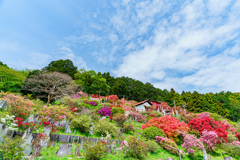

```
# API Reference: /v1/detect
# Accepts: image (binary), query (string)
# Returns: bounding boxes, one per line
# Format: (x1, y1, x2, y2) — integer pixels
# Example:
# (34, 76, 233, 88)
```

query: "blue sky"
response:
(1, 0, 240, 93)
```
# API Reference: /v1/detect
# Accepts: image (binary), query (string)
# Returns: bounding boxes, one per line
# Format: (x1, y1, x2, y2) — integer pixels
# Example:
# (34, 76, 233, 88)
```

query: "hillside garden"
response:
(0, 91, 240, 160)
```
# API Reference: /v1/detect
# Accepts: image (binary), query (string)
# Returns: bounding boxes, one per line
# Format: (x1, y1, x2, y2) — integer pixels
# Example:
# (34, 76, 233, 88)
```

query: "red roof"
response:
(135, 99, 152, 106)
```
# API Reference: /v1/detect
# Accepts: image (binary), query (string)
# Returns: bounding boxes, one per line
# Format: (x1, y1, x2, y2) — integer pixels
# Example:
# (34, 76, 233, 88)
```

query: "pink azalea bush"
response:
(200, 130, 218, 151)
(129, 111, 146, 122)
(198, 112, 210, 119)
(180, 132, 204, 156)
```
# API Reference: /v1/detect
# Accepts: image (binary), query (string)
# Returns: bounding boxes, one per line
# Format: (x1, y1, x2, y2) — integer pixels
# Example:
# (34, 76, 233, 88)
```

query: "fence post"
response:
(178, 149, 182, 160)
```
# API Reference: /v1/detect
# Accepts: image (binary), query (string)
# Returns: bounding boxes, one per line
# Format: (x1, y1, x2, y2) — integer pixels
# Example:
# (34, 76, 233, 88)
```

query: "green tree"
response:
(75, 69, 110, 95)
(44, 59, 77, 79)
(0, 66, 28, 92)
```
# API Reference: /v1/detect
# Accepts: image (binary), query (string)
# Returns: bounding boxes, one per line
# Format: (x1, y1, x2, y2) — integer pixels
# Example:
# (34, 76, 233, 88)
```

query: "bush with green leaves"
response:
(113, 113, 127, 128)
(83, 138, 107, 160)
(94, 120, 117, 138)
(144, 140, 160, 153)
(123, 124, 134, 134)
(0, 135, 26, 160)
(95, 103, 111, 111)
(122, 136, 148, 159)
(111, 107, 125, 115)
(209, 113, 223, 121)
(220, 143, 240, 158)
(90, 112, 100, 121)
(148, 111, 163, 117)
(142, 126, 165, 139)
(228, 133, 238, 143)
(70, 115, 91, 133)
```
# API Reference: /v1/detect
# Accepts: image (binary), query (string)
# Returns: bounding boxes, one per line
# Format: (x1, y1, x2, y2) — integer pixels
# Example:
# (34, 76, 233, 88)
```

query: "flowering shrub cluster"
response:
(98, 106, 112, 116)
(198, 112, 210, 119)
(180, 132, 204, 156)
(0, 115, 18, 130)
(188, 117, 229, 142)
(106, 95, 118, 103)
(123, 124, 134, 134)
(43, 121, 52, 127)
(182, 113, 198, 123)
(156, 136, 179, 154)
(113, 113, 128, 127)
(71, 94, 80, 99)
(200, 130, 218, 151)
(143, 115, 189, 140)
(119, 137, 148, 159)
(129, 111, 146, 122)
(39, 105, 72, 122)
(1, 92, 34, 119)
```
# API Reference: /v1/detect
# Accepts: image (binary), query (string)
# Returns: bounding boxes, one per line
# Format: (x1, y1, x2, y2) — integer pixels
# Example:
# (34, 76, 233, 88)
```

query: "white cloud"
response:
(55, 47, 88, 69)
(113, 0, 240, 93)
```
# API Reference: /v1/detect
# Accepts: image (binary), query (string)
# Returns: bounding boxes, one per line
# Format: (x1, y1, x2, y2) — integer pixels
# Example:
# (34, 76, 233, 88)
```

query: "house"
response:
(135, 99, 161, 112)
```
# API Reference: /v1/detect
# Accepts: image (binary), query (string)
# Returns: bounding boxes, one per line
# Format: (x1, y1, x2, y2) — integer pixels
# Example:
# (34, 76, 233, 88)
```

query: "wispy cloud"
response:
(112, 0, 240, 93)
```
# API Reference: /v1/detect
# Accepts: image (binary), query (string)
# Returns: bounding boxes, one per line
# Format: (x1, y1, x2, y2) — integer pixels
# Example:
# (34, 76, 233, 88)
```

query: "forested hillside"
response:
(0, 59, 239, 122)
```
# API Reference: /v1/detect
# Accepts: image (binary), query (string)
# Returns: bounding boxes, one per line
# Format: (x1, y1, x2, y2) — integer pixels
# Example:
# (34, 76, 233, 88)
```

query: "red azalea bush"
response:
(235, 132, 240, 140)
(142, 115, 189, 141)
(106, 95, 118, 103)
(15, 117, 24, 127)
(1, 92, 34, 119)
(188, 117, 229, 142)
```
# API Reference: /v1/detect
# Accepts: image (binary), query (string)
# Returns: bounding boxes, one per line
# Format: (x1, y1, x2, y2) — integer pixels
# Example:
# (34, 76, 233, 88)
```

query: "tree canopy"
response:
(44, 59, 77, 79)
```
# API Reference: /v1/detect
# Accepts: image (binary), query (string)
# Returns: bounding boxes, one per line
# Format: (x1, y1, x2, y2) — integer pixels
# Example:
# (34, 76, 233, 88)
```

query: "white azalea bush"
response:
(0, 115, 18, 130)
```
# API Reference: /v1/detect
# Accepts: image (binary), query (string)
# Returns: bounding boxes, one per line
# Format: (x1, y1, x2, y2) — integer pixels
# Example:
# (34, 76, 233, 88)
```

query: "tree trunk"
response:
(47, 94, 52, 106)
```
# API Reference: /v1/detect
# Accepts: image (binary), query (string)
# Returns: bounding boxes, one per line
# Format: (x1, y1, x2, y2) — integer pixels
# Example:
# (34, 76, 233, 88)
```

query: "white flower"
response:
(10, 123, 18, 127)
(1, 118, 6, 123)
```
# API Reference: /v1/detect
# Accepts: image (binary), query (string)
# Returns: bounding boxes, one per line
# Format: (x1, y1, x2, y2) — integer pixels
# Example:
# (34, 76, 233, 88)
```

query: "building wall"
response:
(136, 102, 151, 111)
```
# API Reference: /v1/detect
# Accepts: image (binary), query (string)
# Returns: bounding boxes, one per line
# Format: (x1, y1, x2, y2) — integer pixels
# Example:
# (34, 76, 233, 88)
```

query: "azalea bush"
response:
(94, 120, 117, 138)
(142, 126, 165, 139)
(39, 105, 73, 122)
(220, 141, 240, 158)
(113, 113, 128, 127)
(142, 115, 189, 142)
(70, 115, 91, 133)
(106, 95, 118, 103)
(120, 137, 148, 159)
(123, 124, 134, 134)
(188, 117, 229, 142)
(182, 113, 198, 123)
(83, 139, 108, 160)
(180, 132, 204, 157)
(0, 115, 18, 130)
(111, 107, 125, 115)
(98, 106, 112, 116)
(129, 111, 146, 122)
(200, 130, 218, 151)
(0, 92, 34, 119)
(156, 136, 179, 155)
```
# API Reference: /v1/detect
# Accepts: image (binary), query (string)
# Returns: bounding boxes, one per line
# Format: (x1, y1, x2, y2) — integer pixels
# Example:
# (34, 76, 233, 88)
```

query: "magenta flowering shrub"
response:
(89, 101, 97, 106)
(181, 132, 204, 156)
(198, 112, 210, 119)
(200, 130, 218, 151)
(98, 107, 112, 116)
